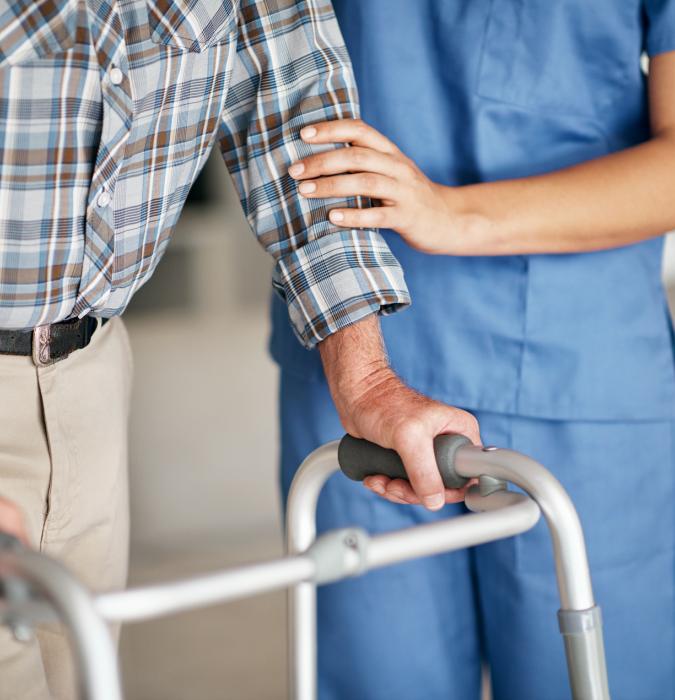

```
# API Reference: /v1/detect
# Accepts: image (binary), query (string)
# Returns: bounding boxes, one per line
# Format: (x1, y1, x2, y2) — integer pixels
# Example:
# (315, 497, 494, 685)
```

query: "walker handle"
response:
(337, 434, 471, 490)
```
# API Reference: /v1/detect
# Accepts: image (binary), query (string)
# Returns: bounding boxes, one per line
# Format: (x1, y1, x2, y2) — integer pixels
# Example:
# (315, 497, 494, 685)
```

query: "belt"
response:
(0, 316, 109, 366)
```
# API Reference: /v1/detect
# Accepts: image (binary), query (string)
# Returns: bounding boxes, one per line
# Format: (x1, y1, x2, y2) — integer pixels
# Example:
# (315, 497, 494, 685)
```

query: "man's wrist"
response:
(317, 314, 391, 431)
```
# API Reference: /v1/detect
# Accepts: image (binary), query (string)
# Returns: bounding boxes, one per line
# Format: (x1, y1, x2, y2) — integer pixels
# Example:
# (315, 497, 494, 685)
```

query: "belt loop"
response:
(32, 325, 52, 367)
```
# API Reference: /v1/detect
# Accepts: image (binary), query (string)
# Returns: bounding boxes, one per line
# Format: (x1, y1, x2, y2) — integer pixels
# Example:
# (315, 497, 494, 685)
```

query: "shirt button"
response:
(97, 190, 112, 208)
(109, 66, 124, 85)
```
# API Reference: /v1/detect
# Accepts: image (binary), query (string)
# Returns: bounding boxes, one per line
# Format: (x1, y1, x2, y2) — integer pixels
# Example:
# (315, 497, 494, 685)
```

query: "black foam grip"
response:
(337, 434, 471, 490)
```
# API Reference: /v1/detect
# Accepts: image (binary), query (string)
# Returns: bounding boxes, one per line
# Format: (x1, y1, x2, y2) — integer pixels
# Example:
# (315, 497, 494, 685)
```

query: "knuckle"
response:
(403, 161, 418, 179)
(367, 207, 384, 225)
(312, 154, 327, 171)
(392, 418, 427, 448)
(462, 412, 480, 436)
(360, 173, 378, 191)
(351, 149, 366, 167)
(298, 157, 315, 175)
(355, 121, 369, 138)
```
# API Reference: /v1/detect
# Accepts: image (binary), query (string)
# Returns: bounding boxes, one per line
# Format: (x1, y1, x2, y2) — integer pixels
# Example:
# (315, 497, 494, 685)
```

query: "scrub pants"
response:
(279, 372, 675, 700)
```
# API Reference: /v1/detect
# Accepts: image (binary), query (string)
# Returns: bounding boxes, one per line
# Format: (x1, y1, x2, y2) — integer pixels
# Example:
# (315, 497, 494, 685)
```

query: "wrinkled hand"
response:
(318, 314, 482, 511)
(289, 119, 454, 254)
(338, 367, 480, 509)
(0, 496, 29, 546)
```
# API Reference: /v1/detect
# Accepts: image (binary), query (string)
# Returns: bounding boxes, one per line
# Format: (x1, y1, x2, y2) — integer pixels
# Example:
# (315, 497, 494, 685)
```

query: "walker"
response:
(0, 435, 610, 699)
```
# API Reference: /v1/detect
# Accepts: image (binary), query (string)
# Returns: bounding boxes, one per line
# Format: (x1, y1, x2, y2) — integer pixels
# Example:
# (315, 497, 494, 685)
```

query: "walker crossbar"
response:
(0, 440, 610, 700)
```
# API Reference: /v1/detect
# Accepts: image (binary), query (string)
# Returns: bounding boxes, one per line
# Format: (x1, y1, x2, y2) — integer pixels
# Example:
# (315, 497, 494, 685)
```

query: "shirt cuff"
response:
(273, 229, 411, 349)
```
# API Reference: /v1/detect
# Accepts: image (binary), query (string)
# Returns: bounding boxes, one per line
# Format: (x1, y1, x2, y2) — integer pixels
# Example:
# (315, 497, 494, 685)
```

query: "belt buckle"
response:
(32, 325, 52, 367)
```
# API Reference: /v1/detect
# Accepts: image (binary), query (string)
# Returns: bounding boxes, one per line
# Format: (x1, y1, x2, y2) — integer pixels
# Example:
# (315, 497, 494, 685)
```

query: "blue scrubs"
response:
(272, 2, 675, 698)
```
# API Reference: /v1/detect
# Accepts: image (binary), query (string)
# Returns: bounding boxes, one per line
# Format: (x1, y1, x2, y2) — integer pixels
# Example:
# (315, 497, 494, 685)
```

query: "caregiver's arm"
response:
(289, 52, 675, 256)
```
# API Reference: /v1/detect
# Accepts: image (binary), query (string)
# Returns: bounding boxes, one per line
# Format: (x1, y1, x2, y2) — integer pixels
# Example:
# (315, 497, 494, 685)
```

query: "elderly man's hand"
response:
(0, 496, 29, 546)
(319, 316, 480, 510)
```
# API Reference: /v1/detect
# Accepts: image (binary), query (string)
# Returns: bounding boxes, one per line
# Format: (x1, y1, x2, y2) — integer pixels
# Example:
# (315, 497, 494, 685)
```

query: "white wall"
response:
(125, 156, 280, 554)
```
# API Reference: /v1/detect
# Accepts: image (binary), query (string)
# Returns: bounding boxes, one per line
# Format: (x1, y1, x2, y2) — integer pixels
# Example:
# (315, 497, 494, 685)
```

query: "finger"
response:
(363, 475, 390, 495)
(300, 119, 400, 155)
(435, 408, 482, 449)
(289, 147, 409, 181)
(384, 479, 421, 504)
(329, 206, 393, 229)
(444, 488, 467, 504)
(380, 493, 411, 505)
(364, 476, 419, 504)
(298, 173, 398, 201)
(393, 423, 446, 511)
(367, 476, 465, 505)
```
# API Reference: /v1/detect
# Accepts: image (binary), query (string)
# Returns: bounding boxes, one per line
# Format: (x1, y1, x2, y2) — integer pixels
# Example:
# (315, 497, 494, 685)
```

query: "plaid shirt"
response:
(0, 0, 409, 348)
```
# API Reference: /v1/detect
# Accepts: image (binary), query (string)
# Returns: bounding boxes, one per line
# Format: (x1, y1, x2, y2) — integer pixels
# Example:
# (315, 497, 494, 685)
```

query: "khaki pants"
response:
(0, 318, 132, 699)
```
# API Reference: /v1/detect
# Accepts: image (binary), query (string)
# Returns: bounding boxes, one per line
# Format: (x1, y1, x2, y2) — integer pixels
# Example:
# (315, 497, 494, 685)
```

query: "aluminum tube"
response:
(286, 441, 341, 700)
(286, 441, 341, 553)
(0, 598, 59, 627)
(367, 490, 540, 570)
(0, 549, 122, 700)
(455, 446, 595, 611)
(564, 628, 610, 700)
(96, 556, 315, 624)
(559, 607, 610, 700)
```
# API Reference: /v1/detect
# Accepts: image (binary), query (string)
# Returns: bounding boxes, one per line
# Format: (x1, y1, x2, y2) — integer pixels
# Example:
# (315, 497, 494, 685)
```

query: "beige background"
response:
(119, 153, 675, 699)
(121, 154, 285, 700)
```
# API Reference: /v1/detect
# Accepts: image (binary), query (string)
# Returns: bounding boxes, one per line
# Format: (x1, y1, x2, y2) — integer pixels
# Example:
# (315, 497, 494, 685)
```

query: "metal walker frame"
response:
(0, 440, 610, 699)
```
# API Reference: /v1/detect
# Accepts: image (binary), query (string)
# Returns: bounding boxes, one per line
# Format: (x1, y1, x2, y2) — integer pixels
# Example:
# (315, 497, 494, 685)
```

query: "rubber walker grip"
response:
(337, 434, 471, 490)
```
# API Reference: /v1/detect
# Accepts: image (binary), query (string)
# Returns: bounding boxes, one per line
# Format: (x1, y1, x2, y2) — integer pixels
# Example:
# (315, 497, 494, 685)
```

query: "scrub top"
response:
(270, 0, 675, 421)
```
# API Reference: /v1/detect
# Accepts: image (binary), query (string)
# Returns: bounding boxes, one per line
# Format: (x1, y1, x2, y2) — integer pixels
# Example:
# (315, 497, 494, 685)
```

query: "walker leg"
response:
(0, 534, 123, 700)
(559, 607, 610, 700)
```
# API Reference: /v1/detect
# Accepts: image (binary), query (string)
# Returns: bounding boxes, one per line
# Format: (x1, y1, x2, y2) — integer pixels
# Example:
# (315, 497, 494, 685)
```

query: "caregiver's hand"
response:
(319, 315, 481, 510)
(0, 496, 29, 545)
(289, 119, 455, 254)
(293, 54, 675, 258)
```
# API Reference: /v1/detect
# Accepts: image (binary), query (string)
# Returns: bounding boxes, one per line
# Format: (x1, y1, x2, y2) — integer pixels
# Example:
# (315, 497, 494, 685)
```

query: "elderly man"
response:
(0, 0, 479, 697)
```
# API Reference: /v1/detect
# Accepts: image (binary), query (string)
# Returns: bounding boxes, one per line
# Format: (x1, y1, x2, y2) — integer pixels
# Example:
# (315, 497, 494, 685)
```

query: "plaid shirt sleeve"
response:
(218, 0, 411, 349)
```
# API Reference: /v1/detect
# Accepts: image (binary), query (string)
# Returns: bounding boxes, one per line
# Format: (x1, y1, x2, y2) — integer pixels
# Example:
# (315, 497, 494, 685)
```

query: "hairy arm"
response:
(219, 0, 479, 508)
(318, 315, 480, 508)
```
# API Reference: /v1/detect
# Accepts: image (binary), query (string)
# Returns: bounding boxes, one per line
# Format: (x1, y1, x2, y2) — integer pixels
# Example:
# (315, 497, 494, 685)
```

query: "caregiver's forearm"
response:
(448, 130, 675, 255)
(448, 52, 675, 256)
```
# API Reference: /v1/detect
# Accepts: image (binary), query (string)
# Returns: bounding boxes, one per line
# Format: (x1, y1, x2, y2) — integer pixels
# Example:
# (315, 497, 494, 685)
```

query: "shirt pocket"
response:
(475, 0, 631, 121)
(0, 0, 78, 68)
(146, 0, 238, 52)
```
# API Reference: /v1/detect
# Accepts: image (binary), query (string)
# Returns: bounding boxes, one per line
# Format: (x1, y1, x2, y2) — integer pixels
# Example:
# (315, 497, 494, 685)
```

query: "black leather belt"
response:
(0, 316, 109, 366)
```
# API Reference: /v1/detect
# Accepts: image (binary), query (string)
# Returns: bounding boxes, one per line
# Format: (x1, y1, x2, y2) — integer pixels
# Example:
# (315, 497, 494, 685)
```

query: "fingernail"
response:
(299, 181, 316, 194)
(371, 483, 385, 495)
(288, 163, 304, 177)
(330, 210, 344, 222)
(423, 494, 444, 511)
(301, 126, 317, 140)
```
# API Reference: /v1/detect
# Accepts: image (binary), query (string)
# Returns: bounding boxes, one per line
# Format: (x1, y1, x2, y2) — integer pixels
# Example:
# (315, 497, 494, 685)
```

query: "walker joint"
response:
(307, 528, 369, 585)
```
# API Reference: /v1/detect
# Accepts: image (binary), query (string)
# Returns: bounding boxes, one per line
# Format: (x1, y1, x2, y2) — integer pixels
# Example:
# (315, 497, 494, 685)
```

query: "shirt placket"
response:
(73, 4, 134, 317)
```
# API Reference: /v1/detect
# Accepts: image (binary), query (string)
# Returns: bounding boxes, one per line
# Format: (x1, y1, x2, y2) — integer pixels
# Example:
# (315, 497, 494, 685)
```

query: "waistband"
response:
(0, 316, 109, 367)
